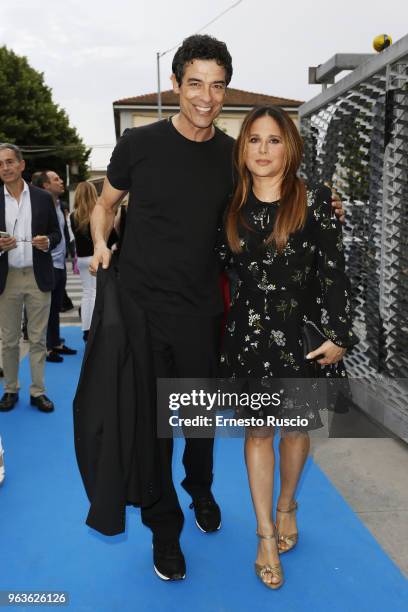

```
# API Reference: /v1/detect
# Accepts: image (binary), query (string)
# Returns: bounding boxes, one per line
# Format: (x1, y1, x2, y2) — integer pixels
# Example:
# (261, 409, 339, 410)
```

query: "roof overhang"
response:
(113, 104, 299, 112)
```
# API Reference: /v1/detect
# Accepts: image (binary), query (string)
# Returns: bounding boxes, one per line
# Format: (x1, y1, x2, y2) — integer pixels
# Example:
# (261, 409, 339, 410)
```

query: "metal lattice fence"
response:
(299, 35, 408, 439)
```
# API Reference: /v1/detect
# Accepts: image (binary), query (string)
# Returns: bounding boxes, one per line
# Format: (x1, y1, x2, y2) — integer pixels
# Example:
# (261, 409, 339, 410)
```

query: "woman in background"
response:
(220, 105, 357, 590)
(70, 182, 117, 341)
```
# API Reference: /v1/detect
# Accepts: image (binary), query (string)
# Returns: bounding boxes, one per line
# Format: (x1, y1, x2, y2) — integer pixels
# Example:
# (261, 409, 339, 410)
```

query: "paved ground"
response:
(60, 263, 82, 327)
(2, 267, 407, 578)
(312, 437, 408, 577)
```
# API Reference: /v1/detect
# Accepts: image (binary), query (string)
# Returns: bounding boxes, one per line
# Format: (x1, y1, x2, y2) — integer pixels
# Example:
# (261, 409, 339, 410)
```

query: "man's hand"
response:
(0, 236, 17, 252)
(306, 340, 346, 366)
(89, 242, 112, 275)
(32, 235, 49, 252)
(89, 177, 127, 275)
(331, 190, 345, 223)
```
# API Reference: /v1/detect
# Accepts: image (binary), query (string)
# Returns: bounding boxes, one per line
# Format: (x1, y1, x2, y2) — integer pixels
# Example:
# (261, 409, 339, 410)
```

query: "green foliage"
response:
(0, 46, 90, 183)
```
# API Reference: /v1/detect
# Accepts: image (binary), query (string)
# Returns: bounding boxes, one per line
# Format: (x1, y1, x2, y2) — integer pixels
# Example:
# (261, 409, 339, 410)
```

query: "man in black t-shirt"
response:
(90, 35, 234, 582)
(89, 35, 344, 581)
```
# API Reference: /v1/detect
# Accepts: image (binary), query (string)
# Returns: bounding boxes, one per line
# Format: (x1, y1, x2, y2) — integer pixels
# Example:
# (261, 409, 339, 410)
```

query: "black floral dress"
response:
(218, 185, 358, 429)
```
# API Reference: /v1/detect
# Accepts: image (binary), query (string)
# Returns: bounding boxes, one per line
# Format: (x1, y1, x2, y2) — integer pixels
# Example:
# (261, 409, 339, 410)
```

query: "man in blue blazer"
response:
(0, 143, 61, 413)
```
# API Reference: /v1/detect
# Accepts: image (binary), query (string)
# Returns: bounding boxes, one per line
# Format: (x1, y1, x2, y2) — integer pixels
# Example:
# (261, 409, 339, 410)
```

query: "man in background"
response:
(34, 171, 76, 362)
(0, 144, 61, 413)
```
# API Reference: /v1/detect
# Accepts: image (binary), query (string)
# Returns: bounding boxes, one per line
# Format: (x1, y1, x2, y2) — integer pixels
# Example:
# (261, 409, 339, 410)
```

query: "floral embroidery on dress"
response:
(269, 330, 286, 347)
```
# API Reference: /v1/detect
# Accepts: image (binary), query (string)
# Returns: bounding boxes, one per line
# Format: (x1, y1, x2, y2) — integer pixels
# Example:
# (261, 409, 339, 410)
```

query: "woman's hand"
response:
(331, 191, 345, 223)
(306, 340, 346, 365)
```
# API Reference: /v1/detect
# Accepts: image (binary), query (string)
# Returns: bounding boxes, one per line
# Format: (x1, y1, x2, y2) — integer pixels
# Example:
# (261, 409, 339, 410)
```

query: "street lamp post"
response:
(156, 1, 243, 119)
(157, 52, 163, 120)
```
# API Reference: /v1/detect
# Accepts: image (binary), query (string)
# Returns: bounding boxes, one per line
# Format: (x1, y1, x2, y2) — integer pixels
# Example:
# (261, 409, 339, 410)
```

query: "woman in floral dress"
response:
(219, 105, 358, 589)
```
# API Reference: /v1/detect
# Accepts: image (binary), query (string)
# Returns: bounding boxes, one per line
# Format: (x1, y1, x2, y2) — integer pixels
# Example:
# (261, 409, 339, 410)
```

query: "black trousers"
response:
(120, 287, 221, 542)
(47, 267, 66, 350)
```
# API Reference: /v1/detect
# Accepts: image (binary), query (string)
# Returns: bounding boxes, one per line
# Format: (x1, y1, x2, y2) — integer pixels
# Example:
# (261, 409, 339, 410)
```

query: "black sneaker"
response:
(46, 351, 63, 363)
(189, 493, 221, 533)
(153, 539, 186, 581)
(54, 345, 77, 355)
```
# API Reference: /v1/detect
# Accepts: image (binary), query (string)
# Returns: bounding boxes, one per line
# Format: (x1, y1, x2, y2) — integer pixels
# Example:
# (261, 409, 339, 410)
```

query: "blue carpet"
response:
(0, 327, 407, 611)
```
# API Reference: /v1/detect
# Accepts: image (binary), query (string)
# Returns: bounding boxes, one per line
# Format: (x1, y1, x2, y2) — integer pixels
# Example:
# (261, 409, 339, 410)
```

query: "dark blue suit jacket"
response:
(0, 184, 62, 294)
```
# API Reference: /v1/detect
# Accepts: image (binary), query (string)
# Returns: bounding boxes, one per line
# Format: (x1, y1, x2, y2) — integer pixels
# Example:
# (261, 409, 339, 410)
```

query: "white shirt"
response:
(51, 200, 66, 270)
(4, 181, 33, 268)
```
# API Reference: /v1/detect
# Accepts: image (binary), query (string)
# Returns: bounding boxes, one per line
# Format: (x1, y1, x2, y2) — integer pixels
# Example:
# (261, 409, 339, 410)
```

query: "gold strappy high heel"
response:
(255, 530, 284, 590)
(276, 500, 298, 554)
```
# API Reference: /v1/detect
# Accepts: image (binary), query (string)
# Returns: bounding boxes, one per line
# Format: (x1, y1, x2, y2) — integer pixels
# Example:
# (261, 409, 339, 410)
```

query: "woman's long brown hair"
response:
(72, 181, 98, 232)
(226, 105, 307, 253)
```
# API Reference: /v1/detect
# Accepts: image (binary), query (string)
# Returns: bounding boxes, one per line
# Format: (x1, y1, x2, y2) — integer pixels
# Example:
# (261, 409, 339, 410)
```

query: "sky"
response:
(1, 0, 407, 169)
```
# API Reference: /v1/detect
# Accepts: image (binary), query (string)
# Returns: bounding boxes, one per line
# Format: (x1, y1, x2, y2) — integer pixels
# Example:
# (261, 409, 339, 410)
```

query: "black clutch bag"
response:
(301, 320, 328, 361)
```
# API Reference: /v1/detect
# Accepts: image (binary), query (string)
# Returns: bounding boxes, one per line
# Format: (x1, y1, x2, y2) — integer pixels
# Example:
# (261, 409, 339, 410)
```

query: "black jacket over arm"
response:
(0, 184, 61, 294)
(73, 263, 161, 536)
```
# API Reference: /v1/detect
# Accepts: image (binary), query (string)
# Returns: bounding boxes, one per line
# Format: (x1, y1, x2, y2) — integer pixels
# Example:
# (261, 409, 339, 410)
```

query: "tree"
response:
(0, 46, 90, 184)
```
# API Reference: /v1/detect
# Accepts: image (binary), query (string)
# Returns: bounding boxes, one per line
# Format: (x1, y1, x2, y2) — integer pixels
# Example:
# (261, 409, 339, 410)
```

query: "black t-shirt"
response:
(107, 118, 234, 315)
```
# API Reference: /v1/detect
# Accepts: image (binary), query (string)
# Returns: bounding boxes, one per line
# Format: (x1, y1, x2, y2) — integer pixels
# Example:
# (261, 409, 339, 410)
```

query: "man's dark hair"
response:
(31, 170, 50, 189)
(30, 171, 42, 186)
(0, 143, 23, 162)
(172, 35, 233, 86)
